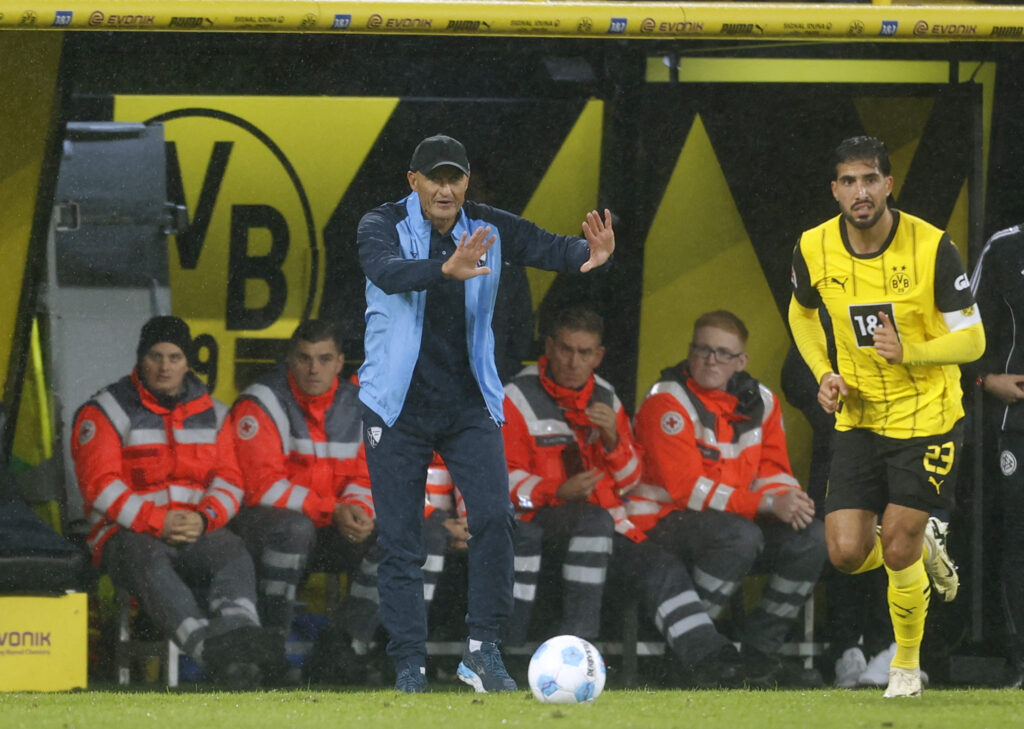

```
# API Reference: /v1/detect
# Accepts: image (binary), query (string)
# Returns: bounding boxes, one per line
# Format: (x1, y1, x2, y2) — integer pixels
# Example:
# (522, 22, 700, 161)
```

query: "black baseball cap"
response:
(409, 134, 470, 175)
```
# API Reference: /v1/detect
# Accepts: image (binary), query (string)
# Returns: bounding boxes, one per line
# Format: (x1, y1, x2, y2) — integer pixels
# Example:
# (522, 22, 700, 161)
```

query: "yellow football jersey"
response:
(791, 210, 978, 438)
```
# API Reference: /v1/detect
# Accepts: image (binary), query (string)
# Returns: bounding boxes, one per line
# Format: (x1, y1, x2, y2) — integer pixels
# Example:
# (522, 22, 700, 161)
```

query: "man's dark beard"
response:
(844, 203, 886, 230)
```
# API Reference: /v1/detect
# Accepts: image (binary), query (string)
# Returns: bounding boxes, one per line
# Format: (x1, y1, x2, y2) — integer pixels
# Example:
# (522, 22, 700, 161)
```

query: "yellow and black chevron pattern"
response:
(3, 51, 996, 491)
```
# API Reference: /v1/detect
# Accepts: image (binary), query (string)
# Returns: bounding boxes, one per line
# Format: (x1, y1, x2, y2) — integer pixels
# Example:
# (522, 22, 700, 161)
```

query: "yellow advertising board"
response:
(0, 593, 87, 692)
(4, 2, 1024, 42)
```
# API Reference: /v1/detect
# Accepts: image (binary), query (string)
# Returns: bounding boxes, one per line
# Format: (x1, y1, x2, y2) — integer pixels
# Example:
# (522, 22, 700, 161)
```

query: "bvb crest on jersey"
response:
(890, 265, 911, 294)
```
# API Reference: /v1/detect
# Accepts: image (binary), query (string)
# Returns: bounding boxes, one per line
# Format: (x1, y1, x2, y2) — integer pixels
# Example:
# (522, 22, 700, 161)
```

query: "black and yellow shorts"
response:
(824, 420, 962, 515)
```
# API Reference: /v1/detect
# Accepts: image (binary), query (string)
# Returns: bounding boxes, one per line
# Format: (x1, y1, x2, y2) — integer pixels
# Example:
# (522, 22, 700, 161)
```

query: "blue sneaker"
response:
(394, 664, 427, 693)
(457, 641, 518, 693)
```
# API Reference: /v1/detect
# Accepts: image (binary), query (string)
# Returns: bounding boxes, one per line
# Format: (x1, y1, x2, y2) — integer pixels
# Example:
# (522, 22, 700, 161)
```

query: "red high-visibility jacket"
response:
(230, 368, 371, 528)
(631, 365, 801, 533)
(502, 359, 645, 542)
(72, 370, 243, 564)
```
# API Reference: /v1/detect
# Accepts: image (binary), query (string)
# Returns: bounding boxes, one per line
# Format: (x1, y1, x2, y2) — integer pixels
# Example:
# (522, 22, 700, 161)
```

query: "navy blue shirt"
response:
(404, 228, 484, 411)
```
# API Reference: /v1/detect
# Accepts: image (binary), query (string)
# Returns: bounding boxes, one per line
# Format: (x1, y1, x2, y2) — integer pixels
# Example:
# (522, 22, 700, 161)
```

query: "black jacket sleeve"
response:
(970, 228, 1015, 376)
(471, 203, 594, 273)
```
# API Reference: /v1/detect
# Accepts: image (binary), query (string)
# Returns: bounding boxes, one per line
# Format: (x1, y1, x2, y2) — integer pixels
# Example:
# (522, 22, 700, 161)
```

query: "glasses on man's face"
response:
(689, 343, 743, 363)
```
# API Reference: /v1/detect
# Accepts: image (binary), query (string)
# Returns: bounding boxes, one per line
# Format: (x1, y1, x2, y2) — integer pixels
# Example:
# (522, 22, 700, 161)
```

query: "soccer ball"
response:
(528, 634, 606, 704)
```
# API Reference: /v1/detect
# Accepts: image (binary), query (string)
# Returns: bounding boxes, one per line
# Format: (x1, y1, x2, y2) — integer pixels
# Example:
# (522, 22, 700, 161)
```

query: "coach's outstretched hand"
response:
(442, 225, 495, 280)
(580, 209, 615, 273)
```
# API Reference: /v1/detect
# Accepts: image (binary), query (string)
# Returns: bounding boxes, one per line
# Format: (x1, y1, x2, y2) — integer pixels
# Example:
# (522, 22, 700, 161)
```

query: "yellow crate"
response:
(0, 593, 87, 691)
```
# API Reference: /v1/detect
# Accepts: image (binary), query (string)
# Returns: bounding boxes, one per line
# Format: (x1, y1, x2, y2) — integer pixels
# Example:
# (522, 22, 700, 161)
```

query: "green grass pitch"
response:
(2, 687, 1023, 729)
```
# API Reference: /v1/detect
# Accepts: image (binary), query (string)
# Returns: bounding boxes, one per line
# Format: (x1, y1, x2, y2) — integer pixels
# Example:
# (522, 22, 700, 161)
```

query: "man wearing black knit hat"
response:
(72, 315, 283, 688)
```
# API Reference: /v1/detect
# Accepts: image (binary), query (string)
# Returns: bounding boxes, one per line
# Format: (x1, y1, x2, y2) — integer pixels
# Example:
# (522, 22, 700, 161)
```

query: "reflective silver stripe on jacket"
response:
(93, 479, 130, 514)
(126, 429, 167, 446)
(612, 453, 640, 483)
(751, 473, 800, 491)
(509, 469, 542, 510)
(173, 428, 218, 445)
(243, 383, 292, 445)
(259, 478, 291, 506)
(505, 371, 573, 437)
(687, 476, 715, 510)
(167, 484, 203, 505)
(93, 390, 132, 439)
(285, 486, 310, 512)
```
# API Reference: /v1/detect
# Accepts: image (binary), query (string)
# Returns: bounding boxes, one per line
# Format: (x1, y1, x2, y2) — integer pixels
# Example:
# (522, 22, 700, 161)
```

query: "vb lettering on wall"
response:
(0, 593, 87, 691)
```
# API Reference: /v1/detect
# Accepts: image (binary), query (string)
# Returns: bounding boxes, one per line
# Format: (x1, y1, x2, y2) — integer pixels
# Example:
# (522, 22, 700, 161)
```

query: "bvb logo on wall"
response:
(113, 95, 397, 402)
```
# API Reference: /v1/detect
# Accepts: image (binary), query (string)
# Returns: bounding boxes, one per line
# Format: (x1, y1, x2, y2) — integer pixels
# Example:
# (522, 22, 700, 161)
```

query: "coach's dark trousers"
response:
(363, 403, 515, 673)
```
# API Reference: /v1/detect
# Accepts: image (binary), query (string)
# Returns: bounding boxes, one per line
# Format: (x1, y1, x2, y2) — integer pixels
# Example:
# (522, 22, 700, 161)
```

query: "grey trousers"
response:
(101, 527, 261, 666)
(648, 509, 826, 656)
(231, 506, 316, 633)
(505, 503, 614, 644)
(609, 534, 733, 667)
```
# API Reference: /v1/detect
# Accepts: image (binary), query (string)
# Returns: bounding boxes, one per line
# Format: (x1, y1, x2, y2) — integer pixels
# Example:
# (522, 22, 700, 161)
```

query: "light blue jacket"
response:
(357, 192, 593, 427)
